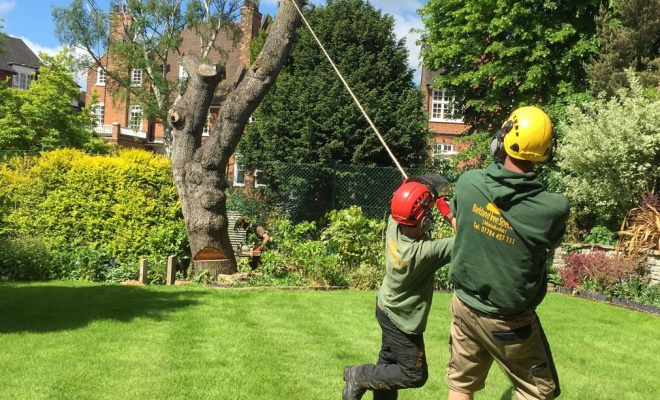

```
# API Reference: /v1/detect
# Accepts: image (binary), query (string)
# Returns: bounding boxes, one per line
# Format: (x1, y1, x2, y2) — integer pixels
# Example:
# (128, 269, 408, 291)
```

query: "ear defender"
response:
(490, 120, 513, 159)
(417, 197, 434, 232)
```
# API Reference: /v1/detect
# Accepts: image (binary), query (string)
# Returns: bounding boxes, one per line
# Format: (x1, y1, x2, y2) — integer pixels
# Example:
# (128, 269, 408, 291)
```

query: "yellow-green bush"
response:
(0, 148, 188, 282)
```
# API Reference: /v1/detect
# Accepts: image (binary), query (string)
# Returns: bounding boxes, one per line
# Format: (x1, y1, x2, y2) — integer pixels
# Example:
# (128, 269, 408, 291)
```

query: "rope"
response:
(289, 0, 408, 179)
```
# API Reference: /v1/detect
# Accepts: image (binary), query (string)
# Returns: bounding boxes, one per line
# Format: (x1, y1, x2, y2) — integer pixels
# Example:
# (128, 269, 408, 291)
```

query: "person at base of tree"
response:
(442, 106, 569, 400)
(234, 216, 270, 270)
(342, 180, 454, 400)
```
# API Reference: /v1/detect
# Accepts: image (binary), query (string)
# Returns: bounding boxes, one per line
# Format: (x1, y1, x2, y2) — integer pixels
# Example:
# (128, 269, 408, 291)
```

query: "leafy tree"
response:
(0, 50, 108, 152)
(418, 0, 604, 132)
(240, 0, 431, 168)
(587, 0, 660, 98)
(557, 72, 660, 230)
(53, 0, 245, 151)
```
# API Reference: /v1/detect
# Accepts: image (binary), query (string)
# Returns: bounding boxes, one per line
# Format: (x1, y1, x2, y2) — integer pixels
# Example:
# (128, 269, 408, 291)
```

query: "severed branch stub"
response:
(197, 63, 217, 78)
(169, 110, 181, 125)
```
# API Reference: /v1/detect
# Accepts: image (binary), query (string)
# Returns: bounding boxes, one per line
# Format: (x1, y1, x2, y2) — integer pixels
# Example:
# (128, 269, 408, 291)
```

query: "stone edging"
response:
(552, 285, 660, 316)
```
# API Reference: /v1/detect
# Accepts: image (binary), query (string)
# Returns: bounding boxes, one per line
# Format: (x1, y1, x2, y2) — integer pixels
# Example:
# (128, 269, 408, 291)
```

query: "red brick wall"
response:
(423, 85, 469, 157)
(0, 72, 12, 86)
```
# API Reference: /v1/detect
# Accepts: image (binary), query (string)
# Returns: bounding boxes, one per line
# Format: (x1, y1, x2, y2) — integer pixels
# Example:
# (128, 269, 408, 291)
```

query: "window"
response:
(432, 142, 457, 160)
(233, 154, 246, 187)
(96, 67, 106, 85)
(91, 103, 105, 126)
(131, 69, 143, 86)
(178, 65, 188, 85)
(434, 143, 454, 155)
(128, 105, 143, 131)
(254, 169, 267, 187)
(202, 116, 210, 136)
(12, 73, 32, 90)
(431, 89, 461, 122)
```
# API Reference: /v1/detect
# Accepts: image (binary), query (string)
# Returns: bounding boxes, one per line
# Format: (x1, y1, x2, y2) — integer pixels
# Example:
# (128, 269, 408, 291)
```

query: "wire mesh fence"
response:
(249, 162, 450, 222)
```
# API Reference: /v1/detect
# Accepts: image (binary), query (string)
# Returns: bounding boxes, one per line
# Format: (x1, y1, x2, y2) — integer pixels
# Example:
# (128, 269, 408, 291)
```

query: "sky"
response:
(0, 0, 427, 87)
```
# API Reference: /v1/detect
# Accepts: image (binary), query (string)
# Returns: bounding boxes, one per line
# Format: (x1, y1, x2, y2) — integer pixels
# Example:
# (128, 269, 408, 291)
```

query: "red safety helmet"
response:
(390, 181, 434, 231)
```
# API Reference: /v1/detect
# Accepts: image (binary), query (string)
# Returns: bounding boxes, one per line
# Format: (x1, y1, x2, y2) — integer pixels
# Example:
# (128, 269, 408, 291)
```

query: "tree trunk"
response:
(169, 0, 306, 277)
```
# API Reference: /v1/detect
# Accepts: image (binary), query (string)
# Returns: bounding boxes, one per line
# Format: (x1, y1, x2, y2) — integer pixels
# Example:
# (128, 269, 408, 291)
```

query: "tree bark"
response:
(169, 0, 306, 276)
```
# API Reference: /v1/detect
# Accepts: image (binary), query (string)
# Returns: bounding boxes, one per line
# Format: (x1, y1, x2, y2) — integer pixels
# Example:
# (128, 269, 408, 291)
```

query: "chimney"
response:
(241, 1, 262, 39)
(239, 1, 263, 67)
(109, 2, 133, 43)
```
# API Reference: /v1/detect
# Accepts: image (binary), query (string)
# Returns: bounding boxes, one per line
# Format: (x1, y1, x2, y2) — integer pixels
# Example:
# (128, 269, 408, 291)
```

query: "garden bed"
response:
(553, 285, 660, 315)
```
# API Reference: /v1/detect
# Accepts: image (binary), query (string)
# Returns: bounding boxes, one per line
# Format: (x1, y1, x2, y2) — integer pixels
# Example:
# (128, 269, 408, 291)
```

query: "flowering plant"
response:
(559, 250, 645, 297)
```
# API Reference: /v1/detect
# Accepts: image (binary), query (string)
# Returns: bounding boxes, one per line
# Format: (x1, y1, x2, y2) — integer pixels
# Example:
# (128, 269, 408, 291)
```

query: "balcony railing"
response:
(92, 124, 113, 137)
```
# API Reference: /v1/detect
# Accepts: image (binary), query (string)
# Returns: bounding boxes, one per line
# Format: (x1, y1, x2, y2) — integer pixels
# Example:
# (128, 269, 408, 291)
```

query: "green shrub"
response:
(0, 148, 188, 282)
(582, 225, 618, 246)
(291, 241, 345, 287)
(434, 264, 453, 291)
(321, 206, 386, 289)
(256, 216, 342, 287)
(0, 237, 55, 281)
(558, 73, 660, 229)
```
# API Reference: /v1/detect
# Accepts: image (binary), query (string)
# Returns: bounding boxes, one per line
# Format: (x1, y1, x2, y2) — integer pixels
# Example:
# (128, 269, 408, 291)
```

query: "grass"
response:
(0, 282, 658, 400)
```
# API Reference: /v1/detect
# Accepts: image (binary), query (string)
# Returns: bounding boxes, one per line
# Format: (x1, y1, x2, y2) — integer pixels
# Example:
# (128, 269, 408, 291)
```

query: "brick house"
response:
(85, 3, 265, 187)
(0, 36, 40, 90)
(420, 67, 469, 161)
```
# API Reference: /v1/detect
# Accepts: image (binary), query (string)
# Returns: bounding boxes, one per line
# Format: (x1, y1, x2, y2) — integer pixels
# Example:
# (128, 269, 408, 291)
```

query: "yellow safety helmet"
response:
(498, 106, 554, 163)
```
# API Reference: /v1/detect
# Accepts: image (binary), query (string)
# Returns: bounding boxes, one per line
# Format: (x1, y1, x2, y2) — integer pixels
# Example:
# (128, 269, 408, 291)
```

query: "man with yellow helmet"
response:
(443, 106, 569, 400)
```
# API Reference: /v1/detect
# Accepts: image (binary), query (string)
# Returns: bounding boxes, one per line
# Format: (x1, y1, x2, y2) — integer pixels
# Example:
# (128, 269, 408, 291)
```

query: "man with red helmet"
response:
(443, 106, 569, 400)
(342, 180, 454, 400)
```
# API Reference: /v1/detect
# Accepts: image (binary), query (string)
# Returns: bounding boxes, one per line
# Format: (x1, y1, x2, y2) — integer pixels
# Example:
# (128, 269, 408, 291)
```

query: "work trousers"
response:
(354, 301, 428, 400)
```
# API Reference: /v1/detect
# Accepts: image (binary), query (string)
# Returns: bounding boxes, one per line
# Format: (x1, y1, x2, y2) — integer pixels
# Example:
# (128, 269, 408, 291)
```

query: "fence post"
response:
(166, 255, 177, 285)
(332, 160, 337, 211)
(139, 259, 148, 284)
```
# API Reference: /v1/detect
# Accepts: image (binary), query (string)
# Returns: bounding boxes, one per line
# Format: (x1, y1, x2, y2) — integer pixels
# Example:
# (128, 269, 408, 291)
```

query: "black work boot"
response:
(343, 366, 366, 400)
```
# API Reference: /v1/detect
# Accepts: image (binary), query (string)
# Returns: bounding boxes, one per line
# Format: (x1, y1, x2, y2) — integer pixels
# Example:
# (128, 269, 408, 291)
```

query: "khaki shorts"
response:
(446, 294, 560, 399)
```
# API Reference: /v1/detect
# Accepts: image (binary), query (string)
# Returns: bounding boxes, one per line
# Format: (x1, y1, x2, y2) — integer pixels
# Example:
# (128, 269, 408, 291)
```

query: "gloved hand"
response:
(436, 196, 452, 219)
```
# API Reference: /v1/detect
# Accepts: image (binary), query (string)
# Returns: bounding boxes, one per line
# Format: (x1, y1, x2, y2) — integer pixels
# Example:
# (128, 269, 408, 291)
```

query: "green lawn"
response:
(0, 282, 658, 400)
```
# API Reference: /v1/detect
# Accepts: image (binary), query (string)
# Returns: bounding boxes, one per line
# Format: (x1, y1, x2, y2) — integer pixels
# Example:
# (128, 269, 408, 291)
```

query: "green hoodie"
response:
(377, 216, 454, 334)
(450, 162, 569, 315)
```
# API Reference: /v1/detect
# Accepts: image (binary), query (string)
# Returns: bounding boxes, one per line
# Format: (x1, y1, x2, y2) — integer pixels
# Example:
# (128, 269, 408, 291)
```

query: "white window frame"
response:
(430, 89, 462, 122)
(131, 69, 143, 87)
(254, 169, 267, 188)
(178, 64, 188, 85)
(202, 116, 210, 136)
(91, 103, 105, 126)
(96, 67, 106, 86)
(432, 142, 458, 160)
(12, 73, 28, 89)
(233, 153, 246, 187)
(128, 104, 143, 132)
